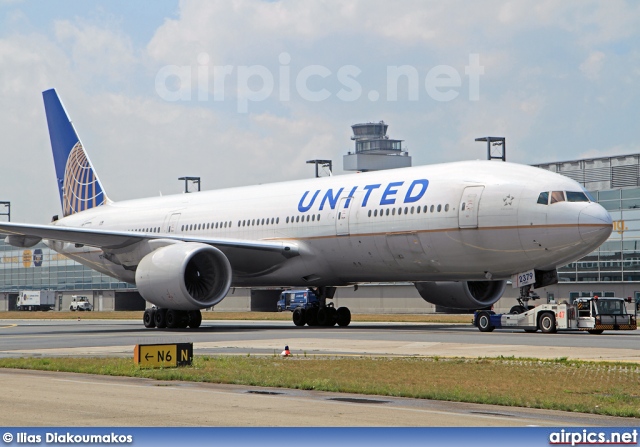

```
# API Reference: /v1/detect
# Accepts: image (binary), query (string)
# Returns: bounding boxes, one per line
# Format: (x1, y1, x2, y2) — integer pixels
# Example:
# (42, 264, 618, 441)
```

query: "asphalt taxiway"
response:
(1, 318, 639, 362)
(1, 318, 639, 426)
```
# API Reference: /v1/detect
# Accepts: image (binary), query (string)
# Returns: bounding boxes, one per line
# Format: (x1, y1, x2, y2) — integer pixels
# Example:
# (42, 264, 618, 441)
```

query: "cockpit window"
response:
(566, 191, 590, 202)
(537, 192, 549, 205)
(584, 190, 596, 202)
(550, 191, 565, 204)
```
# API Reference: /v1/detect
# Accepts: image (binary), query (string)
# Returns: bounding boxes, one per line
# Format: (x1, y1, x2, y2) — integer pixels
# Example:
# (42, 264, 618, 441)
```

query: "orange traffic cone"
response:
(281, 345, 291, 357)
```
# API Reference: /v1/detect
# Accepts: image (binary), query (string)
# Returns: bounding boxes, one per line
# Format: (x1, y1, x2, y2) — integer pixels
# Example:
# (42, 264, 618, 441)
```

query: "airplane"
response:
(0, 89, 613, 329)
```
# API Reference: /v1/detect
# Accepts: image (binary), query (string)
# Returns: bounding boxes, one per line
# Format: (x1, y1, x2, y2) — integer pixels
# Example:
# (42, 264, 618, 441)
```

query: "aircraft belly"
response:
(430, 227, 533, 278)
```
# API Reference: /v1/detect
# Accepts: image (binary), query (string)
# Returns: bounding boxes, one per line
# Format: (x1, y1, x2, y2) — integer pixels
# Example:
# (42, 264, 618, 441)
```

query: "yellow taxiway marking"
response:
(0, 324, 17, 329)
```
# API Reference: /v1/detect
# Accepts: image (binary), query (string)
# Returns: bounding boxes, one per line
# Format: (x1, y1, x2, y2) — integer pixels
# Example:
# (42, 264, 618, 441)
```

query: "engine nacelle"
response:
(414, 280, 506, 309)
(135, 242, 232, 310)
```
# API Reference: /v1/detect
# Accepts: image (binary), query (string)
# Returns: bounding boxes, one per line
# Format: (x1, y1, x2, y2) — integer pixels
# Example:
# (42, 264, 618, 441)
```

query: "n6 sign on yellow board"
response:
(134, 343, 193, 368)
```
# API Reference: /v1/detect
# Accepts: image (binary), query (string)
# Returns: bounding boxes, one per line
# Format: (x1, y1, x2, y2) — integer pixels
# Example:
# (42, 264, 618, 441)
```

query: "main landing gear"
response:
(143, 308, 202, 329)
(291, 286, 352, 327)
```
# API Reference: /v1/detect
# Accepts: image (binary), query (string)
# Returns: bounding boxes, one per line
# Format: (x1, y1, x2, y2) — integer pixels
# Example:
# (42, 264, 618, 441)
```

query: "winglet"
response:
(43, 89, 108, 216)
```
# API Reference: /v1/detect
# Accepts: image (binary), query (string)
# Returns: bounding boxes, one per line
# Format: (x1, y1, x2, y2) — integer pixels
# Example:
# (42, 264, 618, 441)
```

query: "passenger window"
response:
(550, 191, 565, 204)
(537, 192, 549, 205)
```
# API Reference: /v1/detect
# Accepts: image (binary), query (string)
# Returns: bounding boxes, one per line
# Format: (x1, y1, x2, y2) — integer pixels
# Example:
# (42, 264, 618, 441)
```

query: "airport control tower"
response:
(343, 121, 411, 172)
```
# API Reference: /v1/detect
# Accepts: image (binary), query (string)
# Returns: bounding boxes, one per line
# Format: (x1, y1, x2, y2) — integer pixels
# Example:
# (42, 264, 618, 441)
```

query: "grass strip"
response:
(0, 311, 470, 324)
(1, 356, 638, 418)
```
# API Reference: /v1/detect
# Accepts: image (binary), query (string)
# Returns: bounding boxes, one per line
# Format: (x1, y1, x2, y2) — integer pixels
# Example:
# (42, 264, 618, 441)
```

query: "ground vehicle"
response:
(16, 291, 55, 311)
(69, 295, 93, 311)
(474, 296, 637, 334)
(277, 289, 351, 327)
(277, 289, 319, 312)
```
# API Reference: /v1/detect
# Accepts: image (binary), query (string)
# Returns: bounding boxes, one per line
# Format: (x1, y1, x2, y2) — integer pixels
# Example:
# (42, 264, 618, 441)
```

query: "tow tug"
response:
(474, 293, 637, 334)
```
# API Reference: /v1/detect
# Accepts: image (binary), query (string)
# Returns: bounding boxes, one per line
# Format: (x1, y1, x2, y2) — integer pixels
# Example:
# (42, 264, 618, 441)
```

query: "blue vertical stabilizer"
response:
(43, 89, 108, 216)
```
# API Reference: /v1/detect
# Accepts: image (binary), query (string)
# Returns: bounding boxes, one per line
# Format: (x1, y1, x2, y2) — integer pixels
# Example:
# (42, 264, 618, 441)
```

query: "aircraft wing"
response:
(0, 222, 299, 274)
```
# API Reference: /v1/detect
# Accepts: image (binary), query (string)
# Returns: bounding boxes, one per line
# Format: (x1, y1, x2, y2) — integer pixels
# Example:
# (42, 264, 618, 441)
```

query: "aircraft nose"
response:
(579, 203, 613, 246)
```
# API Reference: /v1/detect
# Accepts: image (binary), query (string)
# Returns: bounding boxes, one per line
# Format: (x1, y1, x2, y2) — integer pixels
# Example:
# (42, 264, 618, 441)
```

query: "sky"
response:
(1, 0, 639, 223)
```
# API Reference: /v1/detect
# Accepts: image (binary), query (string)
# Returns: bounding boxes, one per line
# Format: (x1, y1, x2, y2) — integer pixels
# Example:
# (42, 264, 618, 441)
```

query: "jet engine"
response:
(414, 280, 506, 309)
(135, 242, 232, 310)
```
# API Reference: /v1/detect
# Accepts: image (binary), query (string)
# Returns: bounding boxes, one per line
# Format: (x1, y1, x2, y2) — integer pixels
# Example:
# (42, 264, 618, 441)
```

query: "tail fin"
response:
(43, 89, 108, 217)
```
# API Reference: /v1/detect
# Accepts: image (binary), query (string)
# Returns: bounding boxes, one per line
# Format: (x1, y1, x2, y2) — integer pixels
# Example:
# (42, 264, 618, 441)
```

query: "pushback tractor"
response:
(474, 296, 637, 334)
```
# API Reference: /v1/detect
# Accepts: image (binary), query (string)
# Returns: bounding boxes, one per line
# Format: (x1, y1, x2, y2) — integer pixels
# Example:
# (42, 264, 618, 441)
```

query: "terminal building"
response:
(2, 152, 640, 313)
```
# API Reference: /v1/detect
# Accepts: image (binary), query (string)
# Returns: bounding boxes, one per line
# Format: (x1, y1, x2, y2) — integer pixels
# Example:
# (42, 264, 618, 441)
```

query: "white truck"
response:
(474, 296, 637, 334)
(69, 295, 93, 311)
(16, 291, 55, 311)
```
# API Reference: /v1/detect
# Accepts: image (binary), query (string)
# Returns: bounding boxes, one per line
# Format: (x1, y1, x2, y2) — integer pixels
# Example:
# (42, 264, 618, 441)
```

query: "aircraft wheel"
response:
(305, 307, 319, 326)
(177, 311, 189, 328)
(154, 308, 167, 328)
(143, 308, 156, 328)
(326, 306, 337, 326)
(336, 307, 351, 327)
(188, 310, 202, 329)
(317, 307, 335, 326)
(166, 309, 180, 328)
(476, 311, 495, 332)
(292, 308, 306, 326)
(509, 305, 526, 314)
(588, 329, 604, 335)
(539, 313, 557, 333)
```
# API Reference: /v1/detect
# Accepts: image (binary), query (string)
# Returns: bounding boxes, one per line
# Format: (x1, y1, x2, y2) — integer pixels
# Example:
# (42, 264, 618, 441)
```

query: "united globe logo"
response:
(63, 142, 105, 216)
(33, 248, 43, 267)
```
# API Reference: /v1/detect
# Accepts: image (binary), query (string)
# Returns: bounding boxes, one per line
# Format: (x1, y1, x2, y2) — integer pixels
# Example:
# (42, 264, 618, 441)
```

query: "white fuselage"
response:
(49, 160, 612, 287)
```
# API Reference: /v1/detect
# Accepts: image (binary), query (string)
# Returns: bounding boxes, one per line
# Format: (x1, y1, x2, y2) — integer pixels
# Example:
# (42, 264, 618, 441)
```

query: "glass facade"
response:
(0, 240, 134, 291)
(559, 187, 640, 283)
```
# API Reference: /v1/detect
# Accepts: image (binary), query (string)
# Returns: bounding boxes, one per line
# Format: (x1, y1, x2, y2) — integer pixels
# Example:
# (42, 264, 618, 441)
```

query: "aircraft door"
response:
(458, 186, 484, 229)
(165, 213, 181, 233)
(335, 197, 350, 236)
